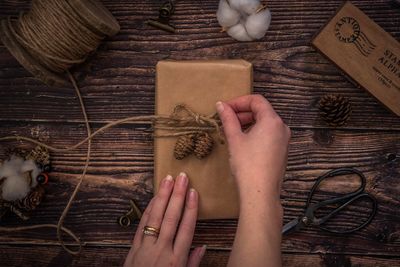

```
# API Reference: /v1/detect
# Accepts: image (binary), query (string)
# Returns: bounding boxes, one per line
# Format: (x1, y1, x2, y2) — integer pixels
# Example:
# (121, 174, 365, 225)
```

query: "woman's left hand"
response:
(123, 172, 206, 267)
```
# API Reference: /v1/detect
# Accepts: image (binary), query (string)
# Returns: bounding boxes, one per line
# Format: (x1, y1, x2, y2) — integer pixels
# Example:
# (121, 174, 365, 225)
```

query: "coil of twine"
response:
(0, 0, 223, 255)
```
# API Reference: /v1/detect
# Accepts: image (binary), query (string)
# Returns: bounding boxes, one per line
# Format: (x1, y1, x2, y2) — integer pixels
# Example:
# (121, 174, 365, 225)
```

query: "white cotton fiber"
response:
(0, 156, 24, 178)
(217, 0, 240, 27)
(226, 0, 242, 10)
(245, 9, 271, 39)
(21, 159, 40, 187)
(1, 174, 31, 201)
(216, 0, 271, 41)
(0, 156, 41, 201)
(240, 0, 261, 15)
(227, 23, 253, 41)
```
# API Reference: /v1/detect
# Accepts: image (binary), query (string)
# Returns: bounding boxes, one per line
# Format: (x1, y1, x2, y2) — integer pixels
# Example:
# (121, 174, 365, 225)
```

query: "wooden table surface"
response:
(1, 0, 399, 266)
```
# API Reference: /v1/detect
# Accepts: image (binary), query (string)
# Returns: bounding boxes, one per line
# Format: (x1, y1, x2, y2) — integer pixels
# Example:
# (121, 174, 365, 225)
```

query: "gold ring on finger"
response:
(143, 226, 160, 238)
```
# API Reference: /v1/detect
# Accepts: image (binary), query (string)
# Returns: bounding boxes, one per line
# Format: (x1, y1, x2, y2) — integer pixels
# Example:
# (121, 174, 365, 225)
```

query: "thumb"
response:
(216, 101, 242, 144)
(187, 245, 207, 267)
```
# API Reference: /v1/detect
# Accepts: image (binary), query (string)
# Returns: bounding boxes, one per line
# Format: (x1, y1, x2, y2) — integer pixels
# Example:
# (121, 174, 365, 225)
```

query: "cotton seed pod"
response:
(194, 133, 215, 159)
(174, 134, 196, 160)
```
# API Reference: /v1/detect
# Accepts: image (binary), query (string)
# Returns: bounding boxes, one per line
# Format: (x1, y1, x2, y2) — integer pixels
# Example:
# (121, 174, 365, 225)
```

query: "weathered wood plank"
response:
(1, 0, 399, 265)
(0, 245, 399, 267)
(0, 122, 398, 256)
(0, 0, 399, 129)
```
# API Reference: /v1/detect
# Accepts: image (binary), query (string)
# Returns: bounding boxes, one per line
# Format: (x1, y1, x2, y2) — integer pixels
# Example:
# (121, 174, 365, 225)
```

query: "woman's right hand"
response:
(216, 94, 291, 202)
(216, 94, 290, 267)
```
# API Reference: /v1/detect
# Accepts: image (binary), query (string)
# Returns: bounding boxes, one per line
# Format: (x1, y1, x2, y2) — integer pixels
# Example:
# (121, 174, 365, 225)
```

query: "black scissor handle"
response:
(317, 193, 378, 234)
(306, 168, 366, 208)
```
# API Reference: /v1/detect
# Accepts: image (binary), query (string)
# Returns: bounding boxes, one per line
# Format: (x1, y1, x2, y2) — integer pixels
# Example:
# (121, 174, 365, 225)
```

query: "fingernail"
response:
(189, 188, 197, 200)
(163, 175, 173, 187)
(216, 101, 224, 113)
(199, 245, 207, 258)
(178, 172, 187, 186)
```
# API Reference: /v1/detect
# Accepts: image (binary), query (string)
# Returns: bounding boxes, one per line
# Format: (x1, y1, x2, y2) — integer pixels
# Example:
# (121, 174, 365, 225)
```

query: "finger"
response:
(158, 172, 189, 245)
(226, 94, 278, 121)
(132, 198, 154, 250)
(236, 112, 254, 126)
(174, 188, 198, 256)
(143, 174, 174, 245)
(187, 246, 207, 267)
(216, 101, 242, 143)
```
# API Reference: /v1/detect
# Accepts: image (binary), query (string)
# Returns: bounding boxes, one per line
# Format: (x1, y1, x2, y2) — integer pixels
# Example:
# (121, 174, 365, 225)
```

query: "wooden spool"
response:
(0, 0, 120, 87)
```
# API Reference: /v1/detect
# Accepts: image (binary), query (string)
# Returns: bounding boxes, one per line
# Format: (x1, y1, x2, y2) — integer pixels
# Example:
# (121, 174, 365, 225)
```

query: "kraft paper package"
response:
(154, 60, 253, 219)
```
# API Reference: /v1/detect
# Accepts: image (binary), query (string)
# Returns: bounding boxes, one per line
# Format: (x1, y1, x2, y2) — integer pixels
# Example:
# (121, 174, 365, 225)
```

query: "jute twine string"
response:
(0, 89, 222, 254)
(11, 0, 103, 72)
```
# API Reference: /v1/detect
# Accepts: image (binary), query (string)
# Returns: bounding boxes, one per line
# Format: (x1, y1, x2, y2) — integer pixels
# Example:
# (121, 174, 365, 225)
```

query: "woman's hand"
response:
(216, 94, 291, 202)
(123, 173, 206, 267)
(217, 95, 290, 267)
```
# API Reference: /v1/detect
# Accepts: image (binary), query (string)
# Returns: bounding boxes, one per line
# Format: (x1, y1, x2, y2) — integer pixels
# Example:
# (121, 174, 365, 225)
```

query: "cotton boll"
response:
(245, 8, 271, 40)
(0, 156, 41, 201)
(1, 174, 31, 201)
(227, 23, 253, 41)
(21, 159, 40, 187)
(0, 156, 24, 179)
(226, 0, 242, 10)
(217, 0, 240, 27)
(216, 0, 272, 42)
(240, 0, 261, 15)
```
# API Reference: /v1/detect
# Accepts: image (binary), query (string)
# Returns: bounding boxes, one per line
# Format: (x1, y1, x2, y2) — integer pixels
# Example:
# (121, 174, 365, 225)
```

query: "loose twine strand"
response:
(0, 0, 223, 255)
(0, 77, 222, 254)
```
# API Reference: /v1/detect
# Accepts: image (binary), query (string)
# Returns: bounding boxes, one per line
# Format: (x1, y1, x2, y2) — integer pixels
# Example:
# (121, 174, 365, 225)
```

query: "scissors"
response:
(282, 168, 377, 235)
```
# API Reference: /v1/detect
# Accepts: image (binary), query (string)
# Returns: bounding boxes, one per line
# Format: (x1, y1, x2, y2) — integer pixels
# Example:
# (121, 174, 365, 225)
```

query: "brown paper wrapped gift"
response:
(154, 60, 253, 219)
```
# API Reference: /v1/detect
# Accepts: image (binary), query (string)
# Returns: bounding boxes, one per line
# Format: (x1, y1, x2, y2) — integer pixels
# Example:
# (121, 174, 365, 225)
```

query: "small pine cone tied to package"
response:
(194, 132, 215, 159)
(318, 94, 352, 127)
(174, 134, 196, 160)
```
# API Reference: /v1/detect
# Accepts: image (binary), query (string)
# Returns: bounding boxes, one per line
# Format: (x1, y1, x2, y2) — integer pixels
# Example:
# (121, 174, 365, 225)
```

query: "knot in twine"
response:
(217, 0, 271, 41)
(156, 104, 224, 144)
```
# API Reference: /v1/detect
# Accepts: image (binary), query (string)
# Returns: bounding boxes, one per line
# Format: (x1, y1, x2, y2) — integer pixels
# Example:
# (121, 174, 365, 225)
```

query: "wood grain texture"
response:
(0, 123, 398, 256)
(0, 0, 399, 266)
(0, 0, 399, 129)
(1, 245, 400, 267)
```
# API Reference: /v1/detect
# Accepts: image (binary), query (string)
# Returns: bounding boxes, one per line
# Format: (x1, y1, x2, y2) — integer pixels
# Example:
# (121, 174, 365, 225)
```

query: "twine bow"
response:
(154, 104, 224, 144)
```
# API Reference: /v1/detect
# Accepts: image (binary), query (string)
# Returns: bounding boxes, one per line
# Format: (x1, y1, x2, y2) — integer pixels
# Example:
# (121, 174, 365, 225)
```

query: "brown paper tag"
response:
(312, 1, 400, 116)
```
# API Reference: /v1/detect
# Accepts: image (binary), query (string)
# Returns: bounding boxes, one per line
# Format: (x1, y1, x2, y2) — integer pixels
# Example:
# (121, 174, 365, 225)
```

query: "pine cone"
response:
(318, 94, 352, 127)
(174, 134, 196, 160)
(16, 186, 45, 211)
(194, 133, 214, 159)
(27, 146, 50, 166)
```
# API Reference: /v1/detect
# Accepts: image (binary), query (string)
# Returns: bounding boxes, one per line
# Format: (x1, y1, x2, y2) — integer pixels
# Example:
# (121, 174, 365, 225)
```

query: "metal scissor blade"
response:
(282, 218, 300, 235)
